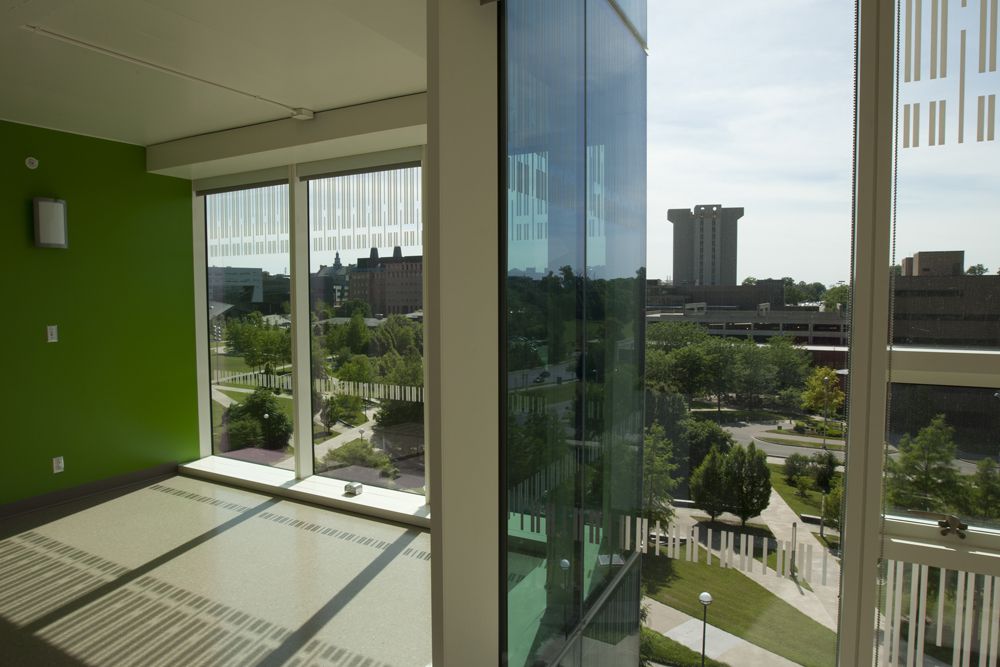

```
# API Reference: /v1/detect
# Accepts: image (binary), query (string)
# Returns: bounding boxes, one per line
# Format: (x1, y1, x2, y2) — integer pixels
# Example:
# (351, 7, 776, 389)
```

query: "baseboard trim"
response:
(0, 463, 179, 520)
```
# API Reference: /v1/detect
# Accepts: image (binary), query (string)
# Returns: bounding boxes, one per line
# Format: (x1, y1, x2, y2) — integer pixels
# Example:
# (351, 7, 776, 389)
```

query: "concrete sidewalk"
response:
(643, 597, 798, 666)
(758, 488, 842, 628)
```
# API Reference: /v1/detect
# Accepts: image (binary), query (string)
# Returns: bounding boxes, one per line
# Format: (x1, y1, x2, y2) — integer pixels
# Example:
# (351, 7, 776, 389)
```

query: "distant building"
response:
(348, 247, 423, 316)
(667, 204, 744, 286)
(207, 267, 288, 316)
(901, 250, 965, 277)
(310, 252, 349, 311)
(647, 309, 849, 346)
(647, 278, 786, 311)
(208, 267, 263, 304)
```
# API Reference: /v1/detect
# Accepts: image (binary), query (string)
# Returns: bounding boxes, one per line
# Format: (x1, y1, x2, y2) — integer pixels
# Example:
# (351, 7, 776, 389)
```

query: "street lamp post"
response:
(560, 558, 571, 637)
(699, 591, 713, 667)
(822, 374, 830, 449)
(791, 521, 798, 578)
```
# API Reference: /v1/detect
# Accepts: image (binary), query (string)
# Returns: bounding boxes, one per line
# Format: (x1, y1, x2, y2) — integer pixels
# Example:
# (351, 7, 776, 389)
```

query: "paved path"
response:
(312, 406, 380, 463)
(756, 488, 842, 629)
(643, 597, 797, 666)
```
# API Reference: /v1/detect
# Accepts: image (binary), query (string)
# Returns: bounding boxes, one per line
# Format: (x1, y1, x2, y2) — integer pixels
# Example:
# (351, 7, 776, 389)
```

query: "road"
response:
(724, 421, 847, 463)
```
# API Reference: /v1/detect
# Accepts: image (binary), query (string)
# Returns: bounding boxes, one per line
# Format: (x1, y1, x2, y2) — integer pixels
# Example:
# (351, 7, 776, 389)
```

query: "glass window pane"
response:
(641, 3, 855, 665)
(206, 184, 295, 470)
(892, 0, 1000, 351)
(887, 383, 1000, 530)
(505, 1, 645, 665)
(307, 167, 425, 495)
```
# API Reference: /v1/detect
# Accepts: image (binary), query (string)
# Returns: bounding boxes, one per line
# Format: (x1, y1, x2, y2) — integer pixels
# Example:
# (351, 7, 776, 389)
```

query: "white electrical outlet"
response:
(53, 456, 64, 473)
(47, 325, 58, 343)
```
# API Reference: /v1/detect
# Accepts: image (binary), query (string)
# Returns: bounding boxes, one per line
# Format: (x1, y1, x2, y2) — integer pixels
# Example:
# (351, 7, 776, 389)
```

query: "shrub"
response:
(227, 417, 263, 450)
(784, 454, 810, 483)
(322, 439, 399, 479)
(793, 421, 807, 434)
(794, 474, 813, 498)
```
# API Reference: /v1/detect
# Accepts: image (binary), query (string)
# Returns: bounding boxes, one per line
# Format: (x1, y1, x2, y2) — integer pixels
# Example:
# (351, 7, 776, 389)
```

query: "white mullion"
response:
(192, 193, 211, 458)
(838, 1, 897, 664)
(289, 164, 312, 480)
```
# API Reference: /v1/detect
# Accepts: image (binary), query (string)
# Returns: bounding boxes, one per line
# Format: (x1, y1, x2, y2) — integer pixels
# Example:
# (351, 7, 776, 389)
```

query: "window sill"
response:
(179, 456, 430, 529)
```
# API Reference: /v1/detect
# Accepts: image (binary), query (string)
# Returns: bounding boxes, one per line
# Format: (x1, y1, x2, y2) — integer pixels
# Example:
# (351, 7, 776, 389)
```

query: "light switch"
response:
(47, 325, 58, 343)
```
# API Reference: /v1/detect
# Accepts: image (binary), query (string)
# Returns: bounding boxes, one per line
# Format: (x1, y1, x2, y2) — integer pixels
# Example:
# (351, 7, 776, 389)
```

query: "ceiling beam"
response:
(147, 92, 426, 179)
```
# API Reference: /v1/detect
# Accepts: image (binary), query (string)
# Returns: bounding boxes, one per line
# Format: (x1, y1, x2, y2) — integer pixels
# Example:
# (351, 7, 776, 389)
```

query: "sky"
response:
(646, 0, 999, 285)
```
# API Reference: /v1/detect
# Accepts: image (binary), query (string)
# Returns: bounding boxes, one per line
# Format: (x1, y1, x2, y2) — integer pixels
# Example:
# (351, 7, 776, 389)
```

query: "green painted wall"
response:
(1, 120, 199, 506)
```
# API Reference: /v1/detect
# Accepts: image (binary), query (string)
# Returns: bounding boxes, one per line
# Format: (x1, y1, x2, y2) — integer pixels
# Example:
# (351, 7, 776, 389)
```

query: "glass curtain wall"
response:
(504, 1, 646, 665)
(205, 183, 295, 470)
(875, 1, 1000, 663)
(307, 167, 425, 494)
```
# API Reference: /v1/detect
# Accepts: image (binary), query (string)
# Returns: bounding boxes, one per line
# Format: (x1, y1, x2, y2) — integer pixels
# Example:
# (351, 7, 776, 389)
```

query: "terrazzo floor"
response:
(0, 475, 431, 667)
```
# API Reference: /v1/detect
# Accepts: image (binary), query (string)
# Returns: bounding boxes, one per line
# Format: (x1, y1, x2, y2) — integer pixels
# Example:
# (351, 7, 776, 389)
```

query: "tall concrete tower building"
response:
(667, 204, 745, 286)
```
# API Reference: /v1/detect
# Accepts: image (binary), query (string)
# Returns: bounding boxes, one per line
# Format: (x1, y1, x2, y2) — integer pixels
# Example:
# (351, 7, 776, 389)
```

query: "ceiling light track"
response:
(21, 24, 314, 120)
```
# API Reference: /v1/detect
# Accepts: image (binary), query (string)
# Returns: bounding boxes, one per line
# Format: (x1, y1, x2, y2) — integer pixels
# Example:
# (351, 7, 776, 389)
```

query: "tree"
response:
(823, 478, 844, 530)
(886, 415, 960, 512)
(702, 337, 739, 414)
(227, 388, 293, 450)
(960, 459, 1000, 520)
(345, 312, 371, 355)
(741, 276, 758, 286)
(734, 339, 775, 410)
(646, 321, 709, 353)
(783, 453, 811, 484)
(663, 344, 708, 400)
(801, 367, 845, 430)
(966, 263, 989, 275)
(335, 299, 372, 318)
(811, 450, 839, 494)
(723, 443, 772, 527)
(681, 418, 734, 472)
(823, 283, 849, 311)
(338, 354, 374, 383)
(766, 336, 810, 392)
(690, 446, 728, 522)
(642, 422, 678, 524)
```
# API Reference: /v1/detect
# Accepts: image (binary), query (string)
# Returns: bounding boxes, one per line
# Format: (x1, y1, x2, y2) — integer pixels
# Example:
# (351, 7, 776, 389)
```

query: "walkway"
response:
(755, 488, 841, 629)
(643, 597, 797, 666)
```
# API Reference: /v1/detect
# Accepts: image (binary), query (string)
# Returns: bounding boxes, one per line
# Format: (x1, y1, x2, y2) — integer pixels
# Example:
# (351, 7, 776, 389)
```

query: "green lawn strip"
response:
(756, 435, 844, 451)
(208, 353, 252, 373)
(764, 429, 845, 443)
(313, 422, 340, 444)
(642, 554, 836, 667)
(640, 627, 730, 667)
(767, 464, 842, 521)
(685, 519, 814, 591)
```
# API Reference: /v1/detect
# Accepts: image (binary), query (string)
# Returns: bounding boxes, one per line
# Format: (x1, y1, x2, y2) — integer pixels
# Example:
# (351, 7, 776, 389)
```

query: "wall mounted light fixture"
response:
(33, 197, 68, 249)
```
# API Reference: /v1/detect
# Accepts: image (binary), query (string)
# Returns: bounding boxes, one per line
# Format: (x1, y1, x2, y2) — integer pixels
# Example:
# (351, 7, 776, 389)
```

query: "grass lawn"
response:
(208, 353, 252, 374)
(642, 553, 837, 667)
(767, 464, 830, 518)
(757, 435, 845, 451)
(641, 627, 730, 667)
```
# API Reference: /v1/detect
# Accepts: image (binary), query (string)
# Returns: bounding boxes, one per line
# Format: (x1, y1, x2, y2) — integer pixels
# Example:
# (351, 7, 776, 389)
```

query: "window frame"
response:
(188, 152, 431, 525)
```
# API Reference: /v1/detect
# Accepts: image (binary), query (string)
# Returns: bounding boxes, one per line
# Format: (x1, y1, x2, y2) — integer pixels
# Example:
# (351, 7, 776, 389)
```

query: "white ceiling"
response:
(0, 0, 426, 147)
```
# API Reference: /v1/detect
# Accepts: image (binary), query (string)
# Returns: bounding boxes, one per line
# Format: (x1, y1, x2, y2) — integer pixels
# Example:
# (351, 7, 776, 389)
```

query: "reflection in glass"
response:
(505, 1, 644, 665)
(307, 168, 425, 494)
(206, 184, 295, 470)
(887, 384, 1000, 530)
